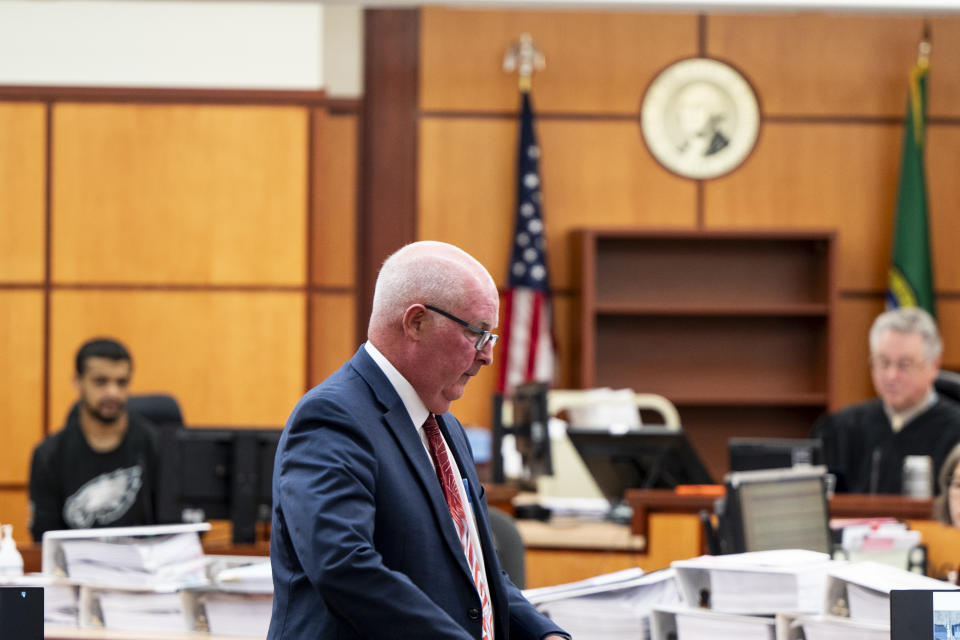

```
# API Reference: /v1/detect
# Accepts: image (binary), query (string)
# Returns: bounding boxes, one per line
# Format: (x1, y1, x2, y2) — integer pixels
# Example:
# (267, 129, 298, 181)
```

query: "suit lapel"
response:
(350, 348, 474, 583)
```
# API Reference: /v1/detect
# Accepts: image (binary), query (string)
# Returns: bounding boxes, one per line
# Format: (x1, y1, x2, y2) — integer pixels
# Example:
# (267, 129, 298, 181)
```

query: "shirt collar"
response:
(364, 341, 430, 429)
(885, 388, 938, 433)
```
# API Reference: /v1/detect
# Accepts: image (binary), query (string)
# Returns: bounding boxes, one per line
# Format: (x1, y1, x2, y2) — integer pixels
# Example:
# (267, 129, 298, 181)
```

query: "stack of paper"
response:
(672, 549, 833, 615)
(651, 604, 775, 640)
(59, 530, 206, 588)
(201, 592, 273, 637)
(799, 614, 889, 640)
(825, 560, 958, 623)
(524, 568, 680, 640)
(83, 586, 191, 632)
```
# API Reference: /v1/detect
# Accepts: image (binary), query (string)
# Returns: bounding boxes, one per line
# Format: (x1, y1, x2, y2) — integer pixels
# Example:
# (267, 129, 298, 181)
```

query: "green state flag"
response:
(887, 55, 935, 317)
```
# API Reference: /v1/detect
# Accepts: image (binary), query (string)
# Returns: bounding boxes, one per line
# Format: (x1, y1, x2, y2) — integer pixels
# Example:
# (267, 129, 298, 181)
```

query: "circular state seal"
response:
(641, 58, 760, 180)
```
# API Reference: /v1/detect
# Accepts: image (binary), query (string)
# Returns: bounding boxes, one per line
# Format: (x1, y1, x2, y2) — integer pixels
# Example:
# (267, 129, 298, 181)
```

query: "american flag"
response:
(497, 91, 555, 394)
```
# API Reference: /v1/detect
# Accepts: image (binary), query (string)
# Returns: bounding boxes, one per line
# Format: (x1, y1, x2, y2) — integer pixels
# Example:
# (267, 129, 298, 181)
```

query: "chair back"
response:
(127, 393, 184, 427)
(487, 506, 526, 589)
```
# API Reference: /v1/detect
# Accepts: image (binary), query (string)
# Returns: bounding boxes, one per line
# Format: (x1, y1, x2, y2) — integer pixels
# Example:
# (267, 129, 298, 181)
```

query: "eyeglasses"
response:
(869, 356, 925, 374)
(425, 305, 499, 352)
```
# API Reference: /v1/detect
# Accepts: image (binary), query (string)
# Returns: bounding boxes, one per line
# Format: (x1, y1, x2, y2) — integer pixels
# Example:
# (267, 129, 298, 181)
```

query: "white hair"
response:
(369, 241, 495, 333)
(869, 307, 942, 361)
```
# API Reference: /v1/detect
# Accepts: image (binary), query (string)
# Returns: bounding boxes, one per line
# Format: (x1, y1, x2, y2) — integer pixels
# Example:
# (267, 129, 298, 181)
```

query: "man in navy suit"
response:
(268, 241, 569, 639)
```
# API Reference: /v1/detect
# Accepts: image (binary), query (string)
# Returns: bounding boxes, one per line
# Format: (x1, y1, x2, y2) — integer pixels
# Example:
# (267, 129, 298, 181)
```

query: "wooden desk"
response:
(624, 489, 960, 580)
(625, 489, 935, 538)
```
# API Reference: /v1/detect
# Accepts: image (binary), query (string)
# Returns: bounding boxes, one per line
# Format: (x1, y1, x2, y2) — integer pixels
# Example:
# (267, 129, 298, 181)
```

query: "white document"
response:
(799, 614, 889, 640)
(58, 530, 206, 589)
(672, 550, 832, 615)
(202, 592, 273, 637)
(93, 588, 191, 633)
(527, 569, 680, 640)
(652, 604, 775, 640)
(825, 560, 957, 622)
(214, 558, 273, 593)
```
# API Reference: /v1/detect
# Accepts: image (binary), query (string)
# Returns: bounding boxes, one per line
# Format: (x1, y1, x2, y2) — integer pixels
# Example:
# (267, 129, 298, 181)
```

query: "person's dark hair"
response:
(933, 442, 960, 525)
(75, 337, 133, 376)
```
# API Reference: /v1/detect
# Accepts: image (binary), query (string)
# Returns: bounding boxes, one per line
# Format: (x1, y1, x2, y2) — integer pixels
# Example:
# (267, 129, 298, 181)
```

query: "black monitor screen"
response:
(0, 587, 42, 640)
(157, 427, 281, 543)
(719, 468, 832, 554)
(566, 427, 713, 503)
(728, 437, 823, 472)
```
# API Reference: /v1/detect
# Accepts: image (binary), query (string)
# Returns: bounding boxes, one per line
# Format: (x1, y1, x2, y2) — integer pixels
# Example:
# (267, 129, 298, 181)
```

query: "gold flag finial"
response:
(503, 33, 545, 93)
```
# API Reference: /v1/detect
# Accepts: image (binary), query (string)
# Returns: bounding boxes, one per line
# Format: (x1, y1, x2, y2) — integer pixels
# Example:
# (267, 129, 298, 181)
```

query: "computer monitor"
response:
(0, 587, 42, 640)
(156, 427, 281, 544)
(718, 466, 832, 554)
(728, 437, 823, 472)
(565, 426, 713, 503)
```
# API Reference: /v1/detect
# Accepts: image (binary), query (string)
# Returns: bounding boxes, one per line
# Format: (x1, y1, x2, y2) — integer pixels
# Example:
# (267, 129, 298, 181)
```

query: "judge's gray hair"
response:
(869, 307, 943, 361)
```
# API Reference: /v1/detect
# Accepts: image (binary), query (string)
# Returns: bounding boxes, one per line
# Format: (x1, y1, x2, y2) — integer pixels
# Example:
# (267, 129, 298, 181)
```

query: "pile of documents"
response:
(642, 549, 958, 640)
(524, 567, 681, 640)
(58, 529, 206, 589)
(189, 557, 273, 637)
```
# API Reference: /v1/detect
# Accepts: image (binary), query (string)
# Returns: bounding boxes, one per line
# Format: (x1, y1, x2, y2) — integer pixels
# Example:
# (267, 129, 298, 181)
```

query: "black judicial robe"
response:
(812, 397, 960, 495)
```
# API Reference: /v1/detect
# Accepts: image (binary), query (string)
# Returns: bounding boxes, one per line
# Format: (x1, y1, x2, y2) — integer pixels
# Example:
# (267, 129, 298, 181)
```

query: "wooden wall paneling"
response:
(0, 291, 45, 484)
(418, 118, 698, 290)
(420, 8, 699, 114)
(679, 406, 824, 483)
(312, 110, 358, 288)
(359, 9, 420, 340)
(704, 122, 902, 290)
(927, 125, 960, 293)
(49, 290, 305, 431)
(927, 17, 960, 119)
(0, 490, 31, 545)
(309, 293, 357, 387)
(51, 103, 308, 285)
(0, 102, 46, 282)
(939, 300, 960, 371)
(833, 297, 885, 409)
(708, 14, 924, 116)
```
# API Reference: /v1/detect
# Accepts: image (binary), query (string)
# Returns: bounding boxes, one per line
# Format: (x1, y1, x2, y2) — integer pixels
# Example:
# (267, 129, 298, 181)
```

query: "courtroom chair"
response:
(488, 506, 526, 589)
(69, 393, 184, 428)
(935, 370, 960, 405)
(127, 393, 185, 428)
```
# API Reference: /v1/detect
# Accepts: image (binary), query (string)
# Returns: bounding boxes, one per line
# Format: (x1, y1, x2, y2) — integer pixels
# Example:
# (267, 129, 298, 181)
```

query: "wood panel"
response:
(419, 118, 697, 290)
(0, 102, 46, 282)
(940, 300, 960, 370)
(0, 490, 31, 545)
(51, 103, 308, 285)
(0, 291, 45, 484)
(48, 290, 305, 431)
(928, 125, 960, 293)
(708, 14, 924, 117)
(312, 110, 358, 288)
(704, 122, 902, 290)
(420, 8, 698, 113)
(834, 297, 885, 410)
(926, 17, 960, 119)
(309, 292, 357, 387)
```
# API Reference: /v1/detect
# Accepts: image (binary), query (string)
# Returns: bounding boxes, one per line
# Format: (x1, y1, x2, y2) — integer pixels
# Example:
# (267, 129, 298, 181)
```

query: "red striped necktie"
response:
(423, 414, 493, 639)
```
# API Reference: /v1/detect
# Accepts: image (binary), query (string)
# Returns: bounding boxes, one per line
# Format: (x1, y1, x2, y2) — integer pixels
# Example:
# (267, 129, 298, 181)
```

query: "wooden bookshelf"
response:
(575, 229, 837, 481)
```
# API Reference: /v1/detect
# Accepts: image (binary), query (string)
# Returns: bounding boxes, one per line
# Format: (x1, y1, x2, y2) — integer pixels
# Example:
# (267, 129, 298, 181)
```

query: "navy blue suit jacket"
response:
(268, 346, 567, 639)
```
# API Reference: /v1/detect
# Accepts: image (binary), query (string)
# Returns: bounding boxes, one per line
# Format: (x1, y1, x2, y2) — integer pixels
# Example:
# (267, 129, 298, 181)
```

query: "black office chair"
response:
(935, 370, 960, 405)
(488, 506, 526, 589)
(69, 393, 184, 428)
(127, 393, 184, 427)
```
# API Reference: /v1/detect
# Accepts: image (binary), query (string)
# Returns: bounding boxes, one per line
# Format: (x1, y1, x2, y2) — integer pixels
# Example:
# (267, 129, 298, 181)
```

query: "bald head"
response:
(368, 241, 497, 339)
